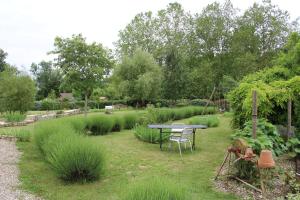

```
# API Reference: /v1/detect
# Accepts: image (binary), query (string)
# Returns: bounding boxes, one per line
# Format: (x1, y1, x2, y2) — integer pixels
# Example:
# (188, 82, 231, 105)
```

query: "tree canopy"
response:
(50, 34, 113, 114)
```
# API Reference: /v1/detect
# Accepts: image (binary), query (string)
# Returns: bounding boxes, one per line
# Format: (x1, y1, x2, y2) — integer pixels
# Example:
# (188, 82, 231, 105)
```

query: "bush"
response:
(188, 116, 219, 127)
(124, 113, 138, 129)
(14, 129, 31, 142)
(190, 99, 214, 107)
(111, 116, 125, 132)
(134, 125, 169, 143)
(45, 133, 105, 182)
(34, 121, 72, 153)
(231, 119, 287, 155)
(4, 112, 26, 122)
(122, 178, 188, 200)
(86, 115, 114, 135)
(40, 98, 61, 110)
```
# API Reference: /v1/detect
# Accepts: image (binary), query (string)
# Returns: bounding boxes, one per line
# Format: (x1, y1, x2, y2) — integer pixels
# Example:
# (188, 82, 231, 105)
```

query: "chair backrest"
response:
(171, 123, 185, 133)
(181, 128, 193, 140)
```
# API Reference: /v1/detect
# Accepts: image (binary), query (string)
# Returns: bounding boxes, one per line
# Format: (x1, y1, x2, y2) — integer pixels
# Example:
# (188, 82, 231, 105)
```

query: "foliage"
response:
(147, 106, 217, 123)
(4, 112, 26, 122)
(134, 125, 169, 144)
(45, 133, 105, 182)
(188, 116, 219, 127)
(122, 178, 188, 200)
(86, 115, 114, 135)
(114, 49, 162, 105)
(0, 68, 36, 113)
(233, 159, 258, 181)
(30, 61, 62, 100)
(286, 137, 300, 155)
(50, 34, 113, 116)
(123, 113, 138, 129)
(228, 32, 300, 129)
(0, 48, 7, 72)
(231, 119, 286, 155)
(116, 1, 295, 99)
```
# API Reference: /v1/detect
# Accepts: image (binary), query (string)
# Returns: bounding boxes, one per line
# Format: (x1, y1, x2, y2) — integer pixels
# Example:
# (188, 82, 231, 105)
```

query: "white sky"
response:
(0, 0, 299, 71)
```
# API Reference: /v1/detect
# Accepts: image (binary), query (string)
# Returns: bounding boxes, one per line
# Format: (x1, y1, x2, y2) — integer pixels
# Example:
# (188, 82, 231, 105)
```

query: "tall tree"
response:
(114, 49, 162, 105)
(229, 0, 292, 79)
(30, 61, 62, 100)
(50, 34, 113, 116)
(0, 48, 8, 72)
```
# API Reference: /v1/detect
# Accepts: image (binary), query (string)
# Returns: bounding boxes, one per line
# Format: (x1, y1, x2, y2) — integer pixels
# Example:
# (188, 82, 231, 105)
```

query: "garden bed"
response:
(214, 155, 295, 199)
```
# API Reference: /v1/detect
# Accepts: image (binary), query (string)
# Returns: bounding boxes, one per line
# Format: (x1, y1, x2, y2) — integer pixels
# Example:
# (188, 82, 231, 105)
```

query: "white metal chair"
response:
(169, 127, 193, 157)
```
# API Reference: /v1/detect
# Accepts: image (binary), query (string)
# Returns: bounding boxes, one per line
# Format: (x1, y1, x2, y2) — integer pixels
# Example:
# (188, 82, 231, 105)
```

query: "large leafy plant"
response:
(231, 119, 287, 155)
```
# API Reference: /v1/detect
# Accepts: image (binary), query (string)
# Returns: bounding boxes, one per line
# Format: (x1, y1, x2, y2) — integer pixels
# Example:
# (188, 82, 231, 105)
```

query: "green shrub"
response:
(122, 178, 188, 200)
(40, 98, 61, 110)
(34, 121, 72, 153)
(124, 113, 138, 129)
(86, 115, 114, 135)
(188, 116, 219, 127)
(45, 134, 105, 182)
(231, 119, 287, 155)
(14, 129, 31, 142)
(112, 116, 125, 132)
(4, 112, 26, 122)
(134, 125, 169, 143)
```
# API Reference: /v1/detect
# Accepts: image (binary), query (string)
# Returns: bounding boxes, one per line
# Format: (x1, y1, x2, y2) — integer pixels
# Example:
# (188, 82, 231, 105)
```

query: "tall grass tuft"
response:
(188, 115, 220, 127)
(122, 178, 188, 200)
(45, 133, 105, 182)
(111, 116, 125, 132)
(86, 115, 114, 135)
(4, 112, 26, 122)
(123, 113, 138, 129)
(134, 125, 169, 143)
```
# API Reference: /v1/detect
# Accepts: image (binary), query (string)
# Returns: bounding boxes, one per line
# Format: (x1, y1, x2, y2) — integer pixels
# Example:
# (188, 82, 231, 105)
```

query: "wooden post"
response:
(252, 90, 257, 139)
(287, 98, 292, 139)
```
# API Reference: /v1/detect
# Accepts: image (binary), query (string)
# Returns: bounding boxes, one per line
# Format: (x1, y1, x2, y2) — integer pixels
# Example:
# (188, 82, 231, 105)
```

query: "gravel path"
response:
(0, 139, 41, 200)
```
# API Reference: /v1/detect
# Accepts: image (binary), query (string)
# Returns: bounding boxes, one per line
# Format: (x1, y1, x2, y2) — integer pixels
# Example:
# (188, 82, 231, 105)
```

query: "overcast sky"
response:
(0, 0, 299, 71)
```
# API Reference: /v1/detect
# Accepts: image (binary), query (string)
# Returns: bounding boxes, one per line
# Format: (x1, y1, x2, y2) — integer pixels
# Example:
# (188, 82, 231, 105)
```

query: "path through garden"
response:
(0, 139, 40, 200)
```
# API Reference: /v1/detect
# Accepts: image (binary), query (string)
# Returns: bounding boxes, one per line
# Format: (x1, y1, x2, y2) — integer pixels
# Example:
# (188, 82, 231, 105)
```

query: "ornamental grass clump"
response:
(123, 113, 138, 129)
(86, 115, 114, 135)
(45, 133, 105, 182)
(4, 112, 26, 122)
(111, 116, 125, 132)
(188, 116, 220, 127)
(122, 178, 188, 200)
(134, 125, 169, 143)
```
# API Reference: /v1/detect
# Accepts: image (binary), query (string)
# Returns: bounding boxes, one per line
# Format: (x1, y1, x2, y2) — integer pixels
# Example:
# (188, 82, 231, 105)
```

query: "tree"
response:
(0, 48, 8, 72)
(114, 49, 162, 105)
(0, 67, 36, 113)
(50, 34, 112, 116)
(229, 0, 292, 79)
(30, 61, 62, 100)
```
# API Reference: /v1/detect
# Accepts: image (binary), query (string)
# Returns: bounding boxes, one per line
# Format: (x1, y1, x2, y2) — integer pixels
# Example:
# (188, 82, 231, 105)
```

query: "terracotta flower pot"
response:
(244, 147, 255, 161)
(258, 150, 275, 168)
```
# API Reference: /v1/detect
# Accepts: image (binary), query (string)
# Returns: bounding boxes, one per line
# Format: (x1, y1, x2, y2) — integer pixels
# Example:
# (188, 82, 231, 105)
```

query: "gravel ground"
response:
(0, 138, 41, 200)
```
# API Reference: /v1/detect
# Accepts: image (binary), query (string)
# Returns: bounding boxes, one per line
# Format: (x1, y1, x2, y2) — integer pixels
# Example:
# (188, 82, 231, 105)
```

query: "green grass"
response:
(12, 111, 238, 200)
(188, 115, 220, 127)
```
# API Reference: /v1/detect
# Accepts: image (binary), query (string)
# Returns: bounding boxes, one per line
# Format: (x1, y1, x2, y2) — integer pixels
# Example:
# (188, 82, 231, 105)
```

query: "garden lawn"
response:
(14, 113, 237, 200)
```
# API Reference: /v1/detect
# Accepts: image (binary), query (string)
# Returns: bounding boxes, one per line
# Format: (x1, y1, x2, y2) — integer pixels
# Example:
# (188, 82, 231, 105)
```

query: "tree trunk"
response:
(84, 93, 88, 117)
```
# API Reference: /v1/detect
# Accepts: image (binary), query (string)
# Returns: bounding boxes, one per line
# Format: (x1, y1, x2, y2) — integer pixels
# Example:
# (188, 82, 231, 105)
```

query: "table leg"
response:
(160, 128, 162, 150)
(193, 129, 196, 150)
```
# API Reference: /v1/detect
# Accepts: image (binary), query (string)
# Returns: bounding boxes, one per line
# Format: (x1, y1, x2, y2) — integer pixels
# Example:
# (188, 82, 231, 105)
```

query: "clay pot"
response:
(258, 150, 275, 168)
(244, 148, 255, 160)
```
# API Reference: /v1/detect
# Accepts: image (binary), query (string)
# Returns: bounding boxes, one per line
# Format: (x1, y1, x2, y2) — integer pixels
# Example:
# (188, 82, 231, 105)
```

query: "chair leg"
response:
(189, 141, 193, 153)
(177, 142, 182, 157)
